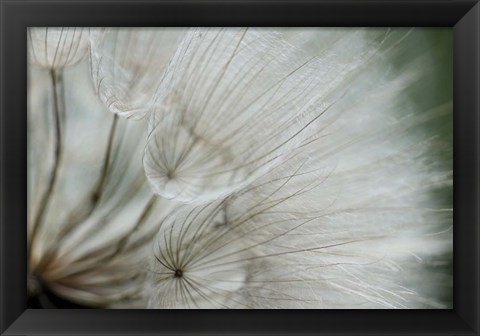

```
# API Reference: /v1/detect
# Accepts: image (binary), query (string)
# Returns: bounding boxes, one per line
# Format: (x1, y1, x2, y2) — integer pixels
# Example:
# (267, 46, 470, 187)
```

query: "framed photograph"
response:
(1, 0, 479, 335)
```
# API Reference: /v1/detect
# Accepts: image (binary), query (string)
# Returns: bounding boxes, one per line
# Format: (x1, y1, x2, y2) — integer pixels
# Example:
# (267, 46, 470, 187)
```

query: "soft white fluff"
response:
(146, 29, 452, 309)
(143, 28, 390, 203)
(147, 118, 451, 308)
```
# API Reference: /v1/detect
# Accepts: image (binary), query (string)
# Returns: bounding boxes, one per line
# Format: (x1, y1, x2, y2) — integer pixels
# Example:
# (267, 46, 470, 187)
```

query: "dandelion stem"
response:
(46, 194, 158, 280)
(34, 113, 119, 273)
(28, 69, 63, 260)
(91, 113, 118, 205)
(100, 194, 157, 262)
(61, 112, 118, 231)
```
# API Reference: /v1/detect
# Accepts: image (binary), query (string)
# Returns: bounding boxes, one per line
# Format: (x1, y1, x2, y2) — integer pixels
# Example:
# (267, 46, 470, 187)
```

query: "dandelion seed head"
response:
(28, 27, 452, 309)
(146, 28, 452, 309)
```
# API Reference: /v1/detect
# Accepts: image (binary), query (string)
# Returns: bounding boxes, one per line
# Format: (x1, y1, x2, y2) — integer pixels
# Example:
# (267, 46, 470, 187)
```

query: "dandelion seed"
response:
(89, 28, 184, 119)
(28, 27, 89, 70)
(143, 28, 363, 203)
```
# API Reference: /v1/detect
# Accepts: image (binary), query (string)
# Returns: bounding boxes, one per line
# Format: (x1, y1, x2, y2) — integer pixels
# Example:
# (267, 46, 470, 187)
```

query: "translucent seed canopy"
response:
(143, 28, 355, 203)
(28, 27, 89, 69)
(89, 28, 184, 119)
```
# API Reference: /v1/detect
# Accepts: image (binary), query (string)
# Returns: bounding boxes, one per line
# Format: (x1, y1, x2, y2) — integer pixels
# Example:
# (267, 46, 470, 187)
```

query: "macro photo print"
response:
(27, 27, 453, 309)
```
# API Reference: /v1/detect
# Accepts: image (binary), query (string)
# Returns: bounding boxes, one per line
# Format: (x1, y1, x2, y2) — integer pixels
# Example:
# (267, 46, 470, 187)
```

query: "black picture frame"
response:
(1, 0, 479, 335)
